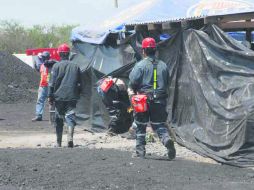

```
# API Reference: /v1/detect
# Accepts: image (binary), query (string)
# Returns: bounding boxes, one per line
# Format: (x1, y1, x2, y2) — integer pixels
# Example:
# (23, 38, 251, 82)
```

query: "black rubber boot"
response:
(133, 145, 146, 158)
(165, 139, 176, 160)
(56, 135, 62, 147)
(67, 126, 74, 148)
(55, 118, 63, 148)
(56, 127, 63, 147)
(67, 141, 74, 148)
(32, 116, 42, 122)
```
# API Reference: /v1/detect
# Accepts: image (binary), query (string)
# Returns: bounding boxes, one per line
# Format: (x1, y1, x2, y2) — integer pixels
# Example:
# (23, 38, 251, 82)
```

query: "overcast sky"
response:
(0, 0, 145, 26)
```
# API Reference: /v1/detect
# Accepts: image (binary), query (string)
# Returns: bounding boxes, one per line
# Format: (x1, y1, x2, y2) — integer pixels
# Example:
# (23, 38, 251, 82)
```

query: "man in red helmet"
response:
(128, 37, 176, 160)
(48, 43, 82, 148)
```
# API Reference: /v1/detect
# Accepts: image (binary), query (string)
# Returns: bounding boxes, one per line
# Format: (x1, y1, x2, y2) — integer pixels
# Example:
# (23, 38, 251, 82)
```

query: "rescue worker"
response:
(32, 51, 51, 121)
(33, 52, 43, 72)
(48, 43, 82, 148)
(97, 77, 132, 135)
(128, 37, 176, 160)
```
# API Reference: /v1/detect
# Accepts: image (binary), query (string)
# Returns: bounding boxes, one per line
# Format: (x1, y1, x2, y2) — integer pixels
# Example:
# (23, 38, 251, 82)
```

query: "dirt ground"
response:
(0, 102, 254, 190)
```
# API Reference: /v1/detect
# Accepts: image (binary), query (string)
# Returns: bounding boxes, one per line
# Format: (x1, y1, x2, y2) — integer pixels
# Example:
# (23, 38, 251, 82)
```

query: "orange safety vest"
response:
(39, 64, 50, 87)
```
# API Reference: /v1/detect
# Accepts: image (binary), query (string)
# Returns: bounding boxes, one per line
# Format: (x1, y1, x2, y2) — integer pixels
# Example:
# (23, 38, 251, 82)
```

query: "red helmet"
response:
(57, 43, 70, 53)
(142, 37, 156, 49)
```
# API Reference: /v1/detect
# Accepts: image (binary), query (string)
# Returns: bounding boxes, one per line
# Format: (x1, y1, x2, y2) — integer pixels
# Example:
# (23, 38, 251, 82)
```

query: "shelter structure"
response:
(71, 0, 254, 167)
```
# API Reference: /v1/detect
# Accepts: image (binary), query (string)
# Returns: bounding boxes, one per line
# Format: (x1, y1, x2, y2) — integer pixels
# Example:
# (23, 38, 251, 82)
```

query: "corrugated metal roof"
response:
(125, 15, 206, 26)
(71, 0, 254, 44)
(123, 0, 254, 26)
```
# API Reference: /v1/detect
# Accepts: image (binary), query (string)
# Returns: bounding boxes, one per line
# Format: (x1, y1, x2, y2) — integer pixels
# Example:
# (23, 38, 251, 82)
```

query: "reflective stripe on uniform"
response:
(110, 116, 117, 119)
(151, 121, 166, 125)
(66, 110, 75, 116)
(134, 120, 148, 125)
(153, 66, 157, 90)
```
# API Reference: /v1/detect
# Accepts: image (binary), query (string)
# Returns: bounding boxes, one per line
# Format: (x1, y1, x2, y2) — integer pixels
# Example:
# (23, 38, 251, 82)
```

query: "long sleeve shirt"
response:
(48, 60, 81, 101)
(129, 56, 169, 99)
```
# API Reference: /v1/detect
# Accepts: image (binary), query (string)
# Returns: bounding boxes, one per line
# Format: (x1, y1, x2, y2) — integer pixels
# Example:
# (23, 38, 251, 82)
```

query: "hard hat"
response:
(142, 37, 156, 49)
(57, 43, 70, 53)
(41, 51, 50, 60)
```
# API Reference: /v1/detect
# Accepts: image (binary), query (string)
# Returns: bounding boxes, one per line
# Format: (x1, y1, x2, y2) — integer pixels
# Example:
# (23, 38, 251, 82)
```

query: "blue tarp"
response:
(71, 0, 254, 44)
(227, 32, 254, 42)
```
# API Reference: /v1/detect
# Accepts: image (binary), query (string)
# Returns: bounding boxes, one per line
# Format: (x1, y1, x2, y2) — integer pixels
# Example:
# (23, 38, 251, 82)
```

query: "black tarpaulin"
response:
(167, 25, 254, 167)
(73, 25, 254, 167)
(72, 37, 137, 131)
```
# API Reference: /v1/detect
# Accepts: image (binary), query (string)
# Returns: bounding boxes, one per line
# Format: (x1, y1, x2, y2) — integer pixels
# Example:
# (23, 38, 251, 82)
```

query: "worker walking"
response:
(32, 51, 51, 121)
(48, 43, 82, 148)
(128, 37, 176, 160)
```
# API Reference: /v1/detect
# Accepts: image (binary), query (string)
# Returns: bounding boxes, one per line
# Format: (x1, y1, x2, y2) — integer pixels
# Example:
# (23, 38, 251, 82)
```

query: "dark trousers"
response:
(107, 105, 132, 134)
(134, 101, 171, 154)
(54, 101, 77, 140)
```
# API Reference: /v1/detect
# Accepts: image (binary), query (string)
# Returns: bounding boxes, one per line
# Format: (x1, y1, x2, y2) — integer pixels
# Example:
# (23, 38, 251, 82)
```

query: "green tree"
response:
(0, 20, 77, 54)
(0, 20, 32, 53)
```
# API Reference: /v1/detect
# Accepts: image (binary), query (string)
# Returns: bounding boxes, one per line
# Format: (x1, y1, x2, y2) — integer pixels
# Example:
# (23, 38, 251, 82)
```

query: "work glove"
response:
(127, 95, 134, 113)
(127, 88, 135, 103)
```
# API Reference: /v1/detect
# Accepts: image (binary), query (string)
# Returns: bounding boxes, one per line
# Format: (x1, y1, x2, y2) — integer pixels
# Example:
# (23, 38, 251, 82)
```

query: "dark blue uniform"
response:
(129, 56, 175, 159)
(97, 78, 132, 134)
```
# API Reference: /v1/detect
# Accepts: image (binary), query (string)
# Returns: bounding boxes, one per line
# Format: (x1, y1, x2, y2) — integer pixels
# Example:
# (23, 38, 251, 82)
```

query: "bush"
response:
(0, 20, 77, 54)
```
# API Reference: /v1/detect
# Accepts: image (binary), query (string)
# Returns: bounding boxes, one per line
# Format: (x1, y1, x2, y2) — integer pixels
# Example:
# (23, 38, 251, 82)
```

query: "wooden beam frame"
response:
(218, 21, 254, 30)
(205, 12, 254, 24)
(125, 12, 254, 33)
(147, 23, 162, 31)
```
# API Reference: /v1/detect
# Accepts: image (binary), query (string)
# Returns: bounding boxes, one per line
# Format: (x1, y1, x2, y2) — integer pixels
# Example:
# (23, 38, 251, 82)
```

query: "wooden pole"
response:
(114, 0, 118, 8)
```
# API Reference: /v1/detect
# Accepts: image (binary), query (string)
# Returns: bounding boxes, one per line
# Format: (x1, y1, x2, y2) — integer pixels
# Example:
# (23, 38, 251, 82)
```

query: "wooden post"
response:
(246, 19, 252, 44)
(114, 0, 118, 8)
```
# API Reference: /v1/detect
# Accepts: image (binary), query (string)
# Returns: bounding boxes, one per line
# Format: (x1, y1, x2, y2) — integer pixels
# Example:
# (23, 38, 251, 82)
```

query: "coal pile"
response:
(0, 51, 39, 103)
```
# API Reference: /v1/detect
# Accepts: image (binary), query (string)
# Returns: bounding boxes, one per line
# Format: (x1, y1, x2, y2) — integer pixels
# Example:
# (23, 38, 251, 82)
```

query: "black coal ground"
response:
(0, 53, 254, 190)
(0, 148, 253, 190)
(0, 105, 254, 190)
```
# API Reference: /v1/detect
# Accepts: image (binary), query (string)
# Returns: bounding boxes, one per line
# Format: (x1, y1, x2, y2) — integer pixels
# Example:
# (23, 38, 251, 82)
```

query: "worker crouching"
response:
(97, 77, 132, 135)
(48, 43, 82, 148)
(128, 37, 176, 160)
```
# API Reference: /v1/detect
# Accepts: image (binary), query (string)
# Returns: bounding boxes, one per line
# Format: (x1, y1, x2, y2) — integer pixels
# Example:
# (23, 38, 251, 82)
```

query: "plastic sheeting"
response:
(159, 25, 254, 167)
(72, 38, 137, 130)
(73, 25, 254, 167)
(71, 0, 254, 44)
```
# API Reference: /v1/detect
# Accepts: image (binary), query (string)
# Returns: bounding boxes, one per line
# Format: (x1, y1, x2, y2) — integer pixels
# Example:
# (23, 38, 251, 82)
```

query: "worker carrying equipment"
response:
(128, 37, 176, 160)
(97, 77, 132, 135)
